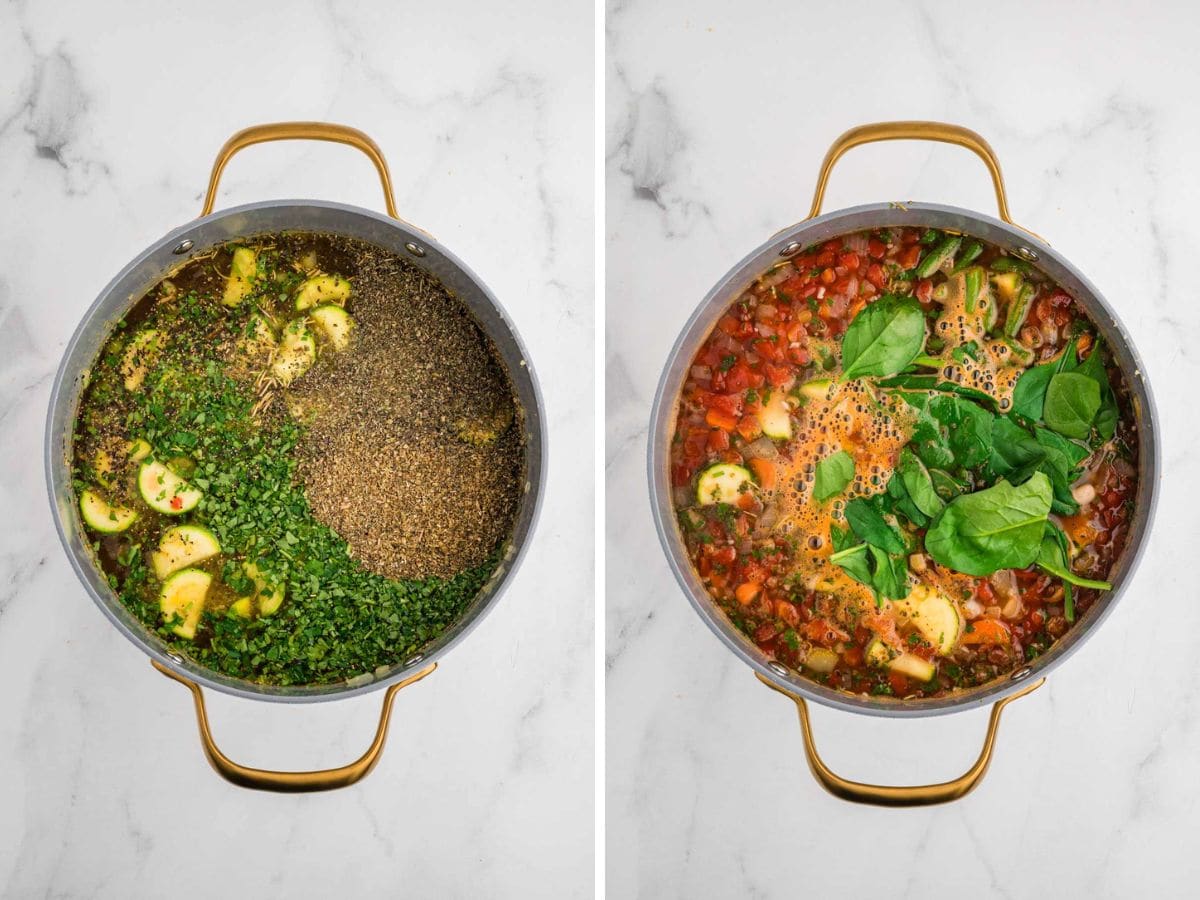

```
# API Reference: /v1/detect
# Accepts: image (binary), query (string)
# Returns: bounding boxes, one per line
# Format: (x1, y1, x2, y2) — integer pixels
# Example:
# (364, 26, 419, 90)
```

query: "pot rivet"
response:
(1010, 665, 1033, 681)
(404, 242, 426, 258)
(169, 654, 183, 664)
(172, 239, 194, 255)
(1015, 246, 1039, 262)
(779, 241, 801, 258)
(767, 661, 789, 677)
(405, 653, 425, 667)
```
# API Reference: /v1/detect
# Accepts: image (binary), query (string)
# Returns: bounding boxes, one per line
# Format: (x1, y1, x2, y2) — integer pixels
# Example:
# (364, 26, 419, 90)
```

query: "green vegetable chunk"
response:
(840, 294, 926, 380)
(925, 473, 1053, 576)
(813, 450, 855, 501)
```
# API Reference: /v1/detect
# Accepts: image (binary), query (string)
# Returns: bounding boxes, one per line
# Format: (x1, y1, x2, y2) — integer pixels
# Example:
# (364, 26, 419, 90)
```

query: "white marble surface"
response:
(607, 1, 1196, 897)
(0, 2, 592, 897)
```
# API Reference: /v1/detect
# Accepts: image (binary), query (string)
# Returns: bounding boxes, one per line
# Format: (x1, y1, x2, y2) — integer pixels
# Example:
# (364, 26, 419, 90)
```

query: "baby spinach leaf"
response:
(897, 447, 944, 518)
(868, 545, 910, 601)
(988, 416, 1045, 483)
(844, 498, 907, 555)
(1032, 427, 1084, 515)
(884, 472, 928, 528)
(924, 473, 1053, 576)
(1036, 523, 1112, 592)
(1043, 372, 1100, 439)
(840, 294, 926, 380)
(906, 393, 995, 473)
(830, 542, 874, 589)
(813, 450, 855, 501)
(929, 468, 968, 502)
(1074, 339, 1119, 441)
(1010, 337, 1078, 422)
(877, 374, 997, 410)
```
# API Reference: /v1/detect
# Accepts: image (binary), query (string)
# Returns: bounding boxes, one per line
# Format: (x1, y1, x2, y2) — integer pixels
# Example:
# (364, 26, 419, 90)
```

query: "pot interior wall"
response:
(47, 200, 545, 702)
(649, 202, 1158, 718)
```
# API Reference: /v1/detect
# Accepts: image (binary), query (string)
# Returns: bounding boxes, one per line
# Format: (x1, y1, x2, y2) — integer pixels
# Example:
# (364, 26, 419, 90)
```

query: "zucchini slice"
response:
(120, 330, 162, 391)
(991, 270, 1022, 304)
(696, 463, 753, 506)
(138, 460, 202, 515)
(757, 391, 792, 440)
(126, 438, 152, 462)
(240, 313, 277, 358)
(236, 561, 285, 617)
(79, 489, 138, 534)
(151, 524, 221, 580)
(865, 638, 892, 667)
(895, 586, 962, 655)
(294, 275, 351, 312)
(888, 652, 935, 682)
(797, 378, 832, 401)
(308, 304, 355, 351)
(805, 647, 839, 674)
(272, 319, 317, 386)
(223, 247, 258, 307)
(159, 568, 211, 639)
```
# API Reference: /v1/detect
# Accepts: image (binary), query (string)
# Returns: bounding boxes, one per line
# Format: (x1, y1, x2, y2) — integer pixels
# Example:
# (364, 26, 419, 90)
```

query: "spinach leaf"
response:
(1043, 372, 1100, 439)
(988, 416, 1045, 484)
(877, 374, 997, 410)
(829, 541, 910, 605)
(884, 470, 928, 528)
(1036, 523, 1112, 596)
(813, 450, 855, 501)
(929, 468, 968, 502)
(844, 498, 907, 555)
(1074, 339, 1119, 441)
(1010, 338, 1078, 422)
(1032, 427, 1084, 515)
(897, 447, 944, 518)
(924, 473, 1053, 576)
(906, 393, 995, 473)
(840, 294, 926, 380)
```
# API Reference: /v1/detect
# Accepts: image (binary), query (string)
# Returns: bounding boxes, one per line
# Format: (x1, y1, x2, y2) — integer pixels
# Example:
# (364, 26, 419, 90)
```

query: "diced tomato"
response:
(736, 415, 762, 441)
(816, 250, 836, 268)
(763, 363, 792, 388)
(915, 278, 933, 303)
(786, 345, 811, 365)
(838, 252, 860, 271)
(697, 390, 743, 418)
(717, 315, 740, 335)
(775, 600, 800, 627)
(706, 428, 730, 452)
(724, 359, 754, 393)
(898, 244, 922, 270)
(865, 263, 886, 290)
(802, 618, 850, 646)
(748, 457, 776, 491)
(753, 338, 782, 362)
(867, 238, 886, 259)
(888, 672, 910, 695)
(843, 645, 864, 668)
(705, 408, 738, 431)
(709, 545, 736, 567)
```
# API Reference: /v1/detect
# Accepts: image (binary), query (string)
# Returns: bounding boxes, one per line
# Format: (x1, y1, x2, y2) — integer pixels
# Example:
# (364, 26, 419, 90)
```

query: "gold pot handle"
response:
(200, 121, 407, 224)
(808, 121, 1021, 228)
(757, 672, 1044, 806)
(152, 659, 436, 792)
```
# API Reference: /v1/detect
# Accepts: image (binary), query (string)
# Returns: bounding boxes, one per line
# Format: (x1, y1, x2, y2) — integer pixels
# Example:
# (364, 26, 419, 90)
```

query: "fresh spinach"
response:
(829, 539, 910, 606)
(1036, 522, 1111, 624)
(840, 294, 926, 380)
(844, 497, 907, 555)
(813, 449, 855, 501)
(988, 416, 1045, 484)
(905, 393, 995, 473)
(877, 374, 998, 410)
(1043, 371, 1100, 439)
(925, 473, 1053, 576)
(897, 448, 944, 519)
(1010, 337, 1078, 422)
(1074, 339, 1119, 441)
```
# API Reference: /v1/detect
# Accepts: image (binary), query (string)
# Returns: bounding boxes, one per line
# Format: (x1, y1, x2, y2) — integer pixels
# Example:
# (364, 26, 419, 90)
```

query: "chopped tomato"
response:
(705, 408, 738, 431)
(706, 428, 730, 452)
(898, 244, 921, 270)
(735, 582, 762, 606)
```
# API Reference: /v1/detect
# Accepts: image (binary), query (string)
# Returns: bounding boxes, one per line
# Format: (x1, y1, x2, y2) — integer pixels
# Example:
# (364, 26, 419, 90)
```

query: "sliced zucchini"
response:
(696, 463, 753, 506)
(79, 489, 138, 534)
(915, 235, 961, 278)
(236, 561, 285, 617)
(151, 524, 221, 580)
(120, 330, 162, 391)
(159, 568, 211, 639)
(240, 313, 277, 358)
(271, 319, 317, 386)
(138, 460, 202, 515)
(888, 652, 936, 682)
(229, 597, 254, 618)
(865, 638, 892, 667)
(805, 647, 839, 674)
(92, 448, 115, 485)
(797, 378, 832, 401)
(757, 391, 792, 440)
(223, 247, 258, 307)
(294, 275, 351, 311)
(991, 270, 1022, 304)
(126, 438, 152, 462)
(895, 586, 962, 655)
(308, 304, 355, 351)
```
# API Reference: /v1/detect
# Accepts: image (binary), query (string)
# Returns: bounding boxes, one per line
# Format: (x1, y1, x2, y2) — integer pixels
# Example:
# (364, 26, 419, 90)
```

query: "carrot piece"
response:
(734, 582, 762, 606)
(705, 408, 738, 431)
(748, 457, 777, 491)
(961, 618, 1011, 645)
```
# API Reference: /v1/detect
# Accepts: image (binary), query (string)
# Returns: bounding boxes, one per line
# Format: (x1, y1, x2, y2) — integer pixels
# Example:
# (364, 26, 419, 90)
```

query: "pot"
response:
(45, 123, 546, 792)
(648, 122, 1158, 806)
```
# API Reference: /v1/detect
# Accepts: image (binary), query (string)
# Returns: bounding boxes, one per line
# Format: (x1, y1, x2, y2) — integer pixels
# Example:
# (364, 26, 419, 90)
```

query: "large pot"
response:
(648, 122, 1158, 806)
(45, 123, 546, 791)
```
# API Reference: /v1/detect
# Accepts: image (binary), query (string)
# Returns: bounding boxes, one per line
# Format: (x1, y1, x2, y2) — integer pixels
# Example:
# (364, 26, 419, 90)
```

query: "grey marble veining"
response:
(0, 1, 593, 898)
(606, 1, 1196, 897)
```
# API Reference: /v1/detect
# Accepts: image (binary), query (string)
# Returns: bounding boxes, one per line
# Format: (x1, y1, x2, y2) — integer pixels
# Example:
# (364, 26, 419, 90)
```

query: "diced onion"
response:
(743, 436, 778, 460)
(755, 304, 778, 321)
(690, 365, 712, 380)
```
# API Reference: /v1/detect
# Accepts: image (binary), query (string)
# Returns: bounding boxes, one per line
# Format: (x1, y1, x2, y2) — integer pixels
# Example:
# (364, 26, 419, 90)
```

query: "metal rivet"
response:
(404, 242, 426, 258)
(405, 653, 425, 667)
(172, 239, 194, 255)
(779, 241, 801, 257)
(1015, 246, 1039, 262)
(169, 654, 183, 664)
(1010, 665, 1033, 681)
(767, 661, 789, 677)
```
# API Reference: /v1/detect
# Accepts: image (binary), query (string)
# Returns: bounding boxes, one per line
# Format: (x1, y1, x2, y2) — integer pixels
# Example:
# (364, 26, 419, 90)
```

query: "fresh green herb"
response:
(719, 354, 737, 372)
(925, 473, 1053, 576)
(839, 294, 927, 380)
(813, 450, 855, 501)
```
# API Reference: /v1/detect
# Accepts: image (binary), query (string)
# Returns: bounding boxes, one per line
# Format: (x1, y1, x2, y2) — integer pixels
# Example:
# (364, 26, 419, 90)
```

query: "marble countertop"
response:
(606, 2, 1195, 897)
(0, 2, 593, 898)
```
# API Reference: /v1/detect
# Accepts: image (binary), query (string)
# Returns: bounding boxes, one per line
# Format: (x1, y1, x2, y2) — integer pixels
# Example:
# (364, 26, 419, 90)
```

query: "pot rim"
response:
(46, 198, 548, 703)
(648, 200, 1160, 718)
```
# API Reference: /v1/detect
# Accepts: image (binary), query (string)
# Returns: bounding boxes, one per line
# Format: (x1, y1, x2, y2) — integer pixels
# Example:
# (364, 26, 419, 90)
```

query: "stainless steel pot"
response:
(648, 122, 1159, 806)
(45, 123, 546, 791)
